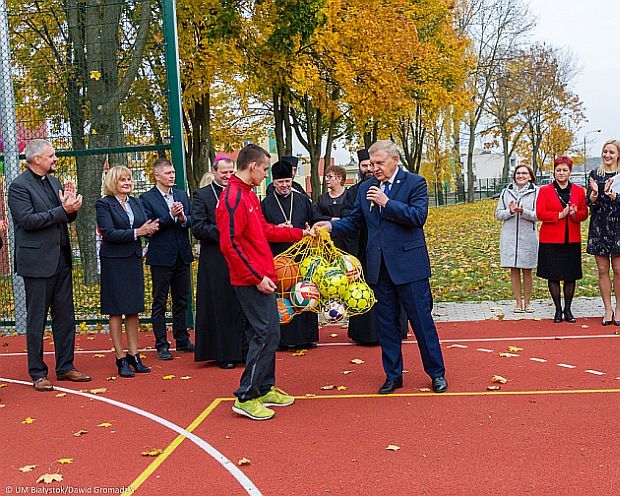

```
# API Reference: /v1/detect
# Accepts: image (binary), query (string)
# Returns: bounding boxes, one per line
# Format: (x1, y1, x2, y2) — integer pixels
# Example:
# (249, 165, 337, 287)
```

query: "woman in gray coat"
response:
(495, 163, 539, 312)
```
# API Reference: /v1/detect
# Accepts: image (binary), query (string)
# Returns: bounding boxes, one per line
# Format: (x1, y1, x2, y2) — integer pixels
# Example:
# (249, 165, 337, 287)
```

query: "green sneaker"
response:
(232, 398, 275, 420)
(258, 386, 295, 407)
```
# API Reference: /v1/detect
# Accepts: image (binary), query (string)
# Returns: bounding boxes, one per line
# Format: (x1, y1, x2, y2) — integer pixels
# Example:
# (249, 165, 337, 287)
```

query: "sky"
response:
(325, 0, 617, 165)
(528, 0, 618, 159)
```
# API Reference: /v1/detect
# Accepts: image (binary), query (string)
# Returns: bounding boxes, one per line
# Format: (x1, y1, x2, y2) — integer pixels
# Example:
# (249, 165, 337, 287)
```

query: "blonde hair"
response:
(597, 139, 620, 175)
(103, 165, 133, 196)
(199, 171, 214, 188)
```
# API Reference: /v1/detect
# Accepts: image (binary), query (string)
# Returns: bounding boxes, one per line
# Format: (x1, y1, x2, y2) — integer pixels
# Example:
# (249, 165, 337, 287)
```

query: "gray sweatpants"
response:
(233, 286, 280, 401)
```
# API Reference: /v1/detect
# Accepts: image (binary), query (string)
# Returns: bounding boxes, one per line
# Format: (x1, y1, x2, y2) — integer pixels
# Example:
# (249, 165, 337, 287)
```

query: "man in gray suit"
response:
(8, 139, 91, 391)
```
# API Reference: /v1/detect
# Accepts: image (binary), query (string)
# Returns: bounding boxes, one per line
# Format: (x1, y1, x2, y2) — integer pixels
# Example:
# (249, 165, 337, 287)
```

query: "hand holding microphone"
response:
(367, 179, 389, 210)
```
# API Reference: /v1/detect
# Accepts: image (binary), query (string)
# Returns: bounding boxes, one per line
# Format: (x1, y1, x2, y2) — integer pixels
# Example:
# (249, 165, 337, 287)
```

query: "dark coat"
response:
(95, 195, 147, 258)
(140, 186, 193, 266)
(8, 169, 76, 278)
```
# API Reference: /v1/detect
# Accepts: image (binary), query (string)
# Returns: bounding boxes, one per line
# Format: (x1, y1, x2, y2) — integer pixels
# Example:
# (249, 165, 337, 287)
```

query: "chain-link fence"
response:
(428, 178, 509, 207)
(0, 0, 173, 329)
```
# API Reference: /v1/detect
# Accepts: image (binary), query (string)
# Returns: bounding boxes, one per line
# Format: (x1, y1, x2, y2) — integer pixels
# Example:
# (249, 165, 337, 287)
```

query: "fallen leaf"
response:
(533, 317, 543, 321)
(341, 370, 353, 375)
(305, 394, 316, 398)
(320, 385, 336, 390)
(162, 375, 176, 380)
(418, 388, 431, 392)
(22, 417, 35, 424)
(0, 383, 7, 388)
(496, 314, 505, 321)
(93, 354, 106, 358)
(507, 346, 523, 352)
(89, 388, 107, 395)
(581, 325, 589, 329)
(57, 458, 73, 465)
(97, 422, 112, 427)
(491, 375, 508, 384)
(292, 350, 307, 357)
(37, 473, 63, 484)
(89, 70, 101, 80)
(19, 465, 37, 472)
(141, 448, 162, 457)
(487, 385, 501, 391)
(180, 376, 192, 380)
(139, 354, 147, 360)
(87, 337, 95, 340)
(73, 429, 88, 437)
(55, 393, 66, 398)
(238, 457, 251, 466)
(350, 359, 365, 364)
(330, 333, 338, 337)
(106, 376, 117, 381)
(0, 404, 5, 408)
(498, 352, 519, 357)
(386, 445, 401, 451)
(337, 386, 347, 391)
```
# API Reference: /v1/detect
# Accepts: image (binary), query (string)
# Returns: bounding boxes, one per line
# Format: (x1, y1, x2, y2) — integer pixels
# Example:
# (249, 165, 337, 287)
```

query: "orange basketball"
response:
(274, 256, 299, 293)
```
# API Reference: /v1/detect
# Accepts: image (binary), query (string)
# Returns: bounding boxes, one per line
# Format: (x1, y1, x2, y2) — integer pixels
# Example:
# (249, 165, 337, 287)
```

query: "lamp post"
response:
(583, 129, 602, 183)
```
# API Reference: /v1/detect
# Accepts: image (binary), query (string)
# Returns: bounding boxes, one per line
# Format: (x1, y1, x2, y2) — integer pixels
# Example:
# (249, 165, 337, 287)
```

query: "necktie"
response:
(384, 181, 391, 197)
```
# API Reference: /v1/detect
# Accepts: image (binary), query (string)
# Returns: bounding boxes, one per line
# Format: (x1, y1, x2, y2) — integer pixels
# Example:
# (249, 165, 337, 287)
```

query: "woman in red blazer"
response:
(536, 156, 588, 323)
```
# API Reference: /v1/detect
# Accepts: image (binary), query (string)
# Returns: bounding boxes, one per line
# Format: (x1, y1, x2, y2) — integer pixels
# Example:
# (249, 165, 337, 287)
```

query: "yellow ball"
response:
(299, 256, 326, 280)
(317, 267, 349, 299)
(344, 282, 373, 312)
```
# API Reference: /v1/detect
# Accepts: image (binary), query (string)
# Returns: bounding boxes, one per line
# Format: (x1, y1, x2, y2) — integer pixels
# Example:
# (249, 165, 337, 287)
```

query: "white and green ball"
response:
(290, 281, 320, 310)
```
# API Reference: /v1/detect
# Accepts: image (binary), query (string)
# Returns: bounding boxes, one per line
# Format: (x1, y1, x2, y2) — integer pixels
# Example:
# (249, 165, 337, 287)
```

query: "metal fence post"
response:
(0, 0, 27, 333)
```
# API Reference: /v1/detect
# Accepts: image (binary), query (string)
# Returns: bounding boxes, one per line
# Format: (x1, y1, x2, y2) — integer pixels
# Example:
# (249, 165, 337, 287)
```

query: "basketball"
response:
(344, 282, 373, 312)
(277, 297, 295, 324)
(290, 281, 320, 310)
(322, 299, 348, 323)
(341, 254, 363, 282)
(274, 256, 299, 293)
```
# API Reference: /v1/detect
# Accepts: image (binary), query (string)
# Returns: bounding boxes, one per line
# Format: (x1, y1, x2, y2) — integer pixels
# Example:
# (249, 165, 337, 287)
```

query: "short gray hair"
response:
(368, 140, 399, 159)
(24, 139, 53, 163)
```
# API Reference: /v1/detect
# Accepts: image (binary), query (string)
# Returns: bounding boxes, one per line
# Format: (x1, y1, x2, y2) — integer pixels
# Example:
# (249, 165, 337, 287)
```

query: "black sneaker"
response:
(157, 347, 173, 360)
(176, 341, 195, 353)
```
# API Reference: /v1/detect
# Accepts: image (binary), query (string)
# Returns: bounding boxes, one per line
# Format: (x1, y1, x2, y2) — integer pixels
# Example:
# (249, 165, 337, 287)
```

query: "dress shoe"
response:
(176, 341, 195, 353)
(432, 376, 448, 393)
(126, 353, 151, 373)
(217, 361, 235, 369)
(33, 377, 54, 392)
(563, 309, 576, 323)
(602, 312, 614, 326)
(378, 378, 403, 394)
(115, 357, 135, 378)
(553, 309, 563, 323)
(57, 369, 92, 382)
(157, 346, 173, 360)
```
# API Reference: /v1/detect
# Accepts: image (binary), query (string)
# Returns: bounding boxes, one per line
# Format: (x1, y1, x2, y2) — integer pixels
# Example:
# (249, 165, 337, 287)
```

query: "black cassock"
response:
(192, 183, 247, 363)
(261, 190, 319, 348)
(312, 190, 357, 253)
(341, 181, 408, 345)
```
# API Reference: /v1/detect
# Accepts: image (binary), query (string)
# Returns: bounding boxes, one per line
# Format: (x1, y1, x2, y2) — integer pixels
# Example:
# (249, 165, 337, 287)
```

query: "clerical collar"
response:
(212, 181, 224, 190)
(28, 168, 47, 180)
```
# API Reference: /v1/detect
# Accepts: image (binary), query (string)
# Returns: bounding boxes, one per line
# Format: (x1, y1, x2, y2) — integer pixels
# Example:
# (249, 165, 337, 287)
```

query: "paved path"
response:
(433, 296, 607, 322)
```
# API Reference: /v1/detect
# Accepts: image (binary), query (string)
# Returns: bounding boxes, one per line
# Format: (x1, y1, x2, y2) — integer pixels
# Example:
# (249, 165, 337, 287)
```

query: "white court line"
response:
(0, 377, 261, 496)
(529, 358, 547, 363)
(0, 347, 158, 358)
(585, 370, 605, 376)
(557, 364, 576, 369)
(477, 348, 494, 353)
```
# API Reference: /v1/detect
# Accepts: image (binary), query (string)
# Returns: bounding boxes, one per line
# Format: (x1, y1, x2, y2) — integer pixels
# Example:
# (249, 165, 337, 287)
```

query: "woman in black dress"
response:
(536, 156, 588, 323)
(96, 166, 159, 377)
(586, 139, 620, 325)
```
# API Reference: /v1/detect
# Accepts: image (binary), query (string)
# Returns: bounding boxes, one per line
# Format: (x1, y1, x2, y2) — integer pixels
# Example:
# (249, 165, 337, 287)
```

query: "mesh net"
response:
(273, 228, 376, 324)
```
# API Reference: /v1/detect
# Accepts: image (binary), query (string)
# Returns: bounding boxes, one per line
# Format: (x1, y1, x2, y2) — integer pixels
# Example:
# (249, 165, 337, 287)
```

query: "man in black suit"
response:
(140, 158, 194, 360)
(7, 139, 92, 391)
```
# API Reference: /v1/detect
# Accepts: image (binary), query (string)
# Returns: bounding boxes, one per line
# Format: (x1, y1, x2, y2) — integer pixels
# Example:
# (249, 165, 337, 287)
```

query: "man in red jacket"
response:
(216, 144, 311, 420)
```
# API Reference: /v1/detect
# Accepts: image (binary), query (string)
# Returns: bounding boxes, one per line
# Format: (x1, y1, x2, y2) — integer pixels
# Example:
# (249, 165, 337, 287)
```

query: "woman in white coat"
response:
(495, 163, 539, 312)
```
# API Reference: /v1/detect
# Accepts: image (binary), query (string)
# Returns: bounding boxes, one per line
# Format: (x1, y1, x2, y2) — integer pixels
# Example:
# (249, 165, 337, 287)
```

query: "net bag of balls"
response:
(273, 228, 376, 324)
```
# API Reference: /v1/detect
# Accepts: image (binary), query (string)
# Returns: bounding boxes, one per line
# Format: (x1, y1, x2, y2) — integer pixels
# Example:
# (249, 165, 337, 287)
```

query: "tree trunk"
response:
(466, 116, 476, 202)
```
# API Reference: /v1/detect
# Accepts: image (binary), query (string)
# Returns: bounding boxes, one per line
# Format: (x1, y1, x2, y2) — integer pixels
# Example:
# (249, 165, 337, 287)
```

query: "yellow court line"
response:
(123, 397, 225, 496)
(123, 387, 620, 494)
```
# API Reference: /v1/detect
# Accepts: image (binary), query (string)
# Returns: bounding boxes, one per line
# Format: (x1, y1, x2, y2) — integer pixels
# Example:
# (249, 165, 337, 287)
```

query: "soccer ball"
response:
(322, 299, 348, 323)
(299, 255, 327, 281)
(290, 281, 320, 310)
(277, 297, 295, 324)
(340, 254, 363, 282)
(344, 282, 374, 313)
(317, 267, 349, 299)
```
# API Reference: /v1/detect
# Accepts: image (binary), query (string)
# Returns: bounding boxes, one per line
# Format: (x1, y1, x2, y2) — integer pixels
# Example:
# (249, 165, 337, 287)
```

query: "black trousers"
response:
(233, 286, 280, 401)
(23, 251, 76, 380)
(150, 258, 191, 350)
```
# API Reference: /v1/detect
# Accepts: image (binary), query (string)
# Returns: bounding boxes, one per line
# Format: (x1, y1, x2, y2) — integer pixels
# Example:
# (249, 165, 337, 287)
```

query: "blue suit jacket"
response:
(95, 195, 147, 258)
(140, 186, 193, 267)
(331, 168, 431, 285)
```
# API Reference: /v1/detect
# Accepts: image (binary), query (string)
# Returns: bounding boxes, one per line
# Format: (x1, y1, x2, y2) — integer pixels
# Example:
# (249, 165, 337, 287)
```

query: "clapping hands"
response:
(59, 181, 83, 213)
(136, 219, 159, 237)
(509, 200, 523, 214)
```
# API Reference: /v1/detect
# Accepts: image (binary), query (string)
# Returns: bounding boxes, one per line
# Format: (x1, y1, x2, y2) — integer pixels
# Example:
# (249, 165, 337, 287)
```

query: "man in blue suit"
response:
(140, 158, 194, 360)
(314, 140, 447, 394)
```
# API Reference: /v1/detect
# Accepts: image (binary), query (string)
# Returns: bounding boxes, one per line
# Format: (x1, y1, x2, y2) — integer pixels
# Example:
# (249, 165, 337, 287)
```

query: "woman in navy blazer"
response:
(96, 166, 159, 377)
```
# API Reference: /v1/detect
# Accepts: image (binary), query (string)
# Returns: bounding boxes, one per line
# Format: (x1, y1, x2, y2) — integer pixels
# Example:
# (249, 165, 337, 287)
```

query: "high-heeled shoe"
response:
(126, 353, 151, 373)
(563, 309, 576, 323)
(553, 309, 563, 323)
(116, 357, 135, 377)
(602, 312, 614, 326)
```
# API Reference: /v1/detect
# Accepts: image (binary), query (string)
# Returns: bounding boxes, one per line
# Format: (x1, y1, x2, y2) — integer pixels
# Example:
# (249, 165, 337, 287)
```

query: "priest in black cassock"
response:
(266, 155, 309, 198)
(192, 154, 247, 369)
(261, 159, 319, 349)
(341, 149, 408, 345)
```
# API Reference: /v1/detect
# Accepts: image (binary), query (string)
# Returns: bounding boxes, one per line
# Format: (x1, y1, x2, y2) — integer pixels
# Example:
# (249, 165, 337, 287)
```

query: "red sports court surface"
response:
(1, 318, 620, 495)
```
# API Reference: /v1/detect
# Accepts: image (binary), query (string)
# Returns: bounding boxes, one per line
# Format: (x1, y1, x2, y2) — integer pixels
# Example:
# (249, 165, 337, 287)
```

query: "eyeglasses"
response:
(325, 175, 336, 180)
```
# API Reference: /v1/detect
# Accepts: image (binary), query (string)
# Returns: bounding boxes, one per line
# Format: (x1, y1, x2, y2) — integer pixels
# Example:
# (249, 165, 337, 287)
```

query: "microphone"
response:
(369, 178, 380, 211)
